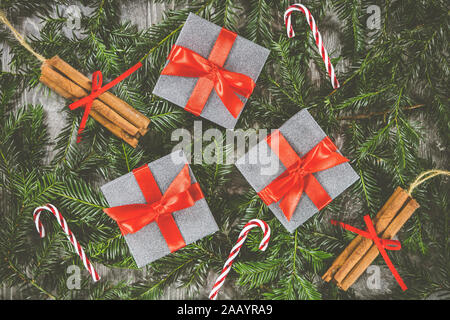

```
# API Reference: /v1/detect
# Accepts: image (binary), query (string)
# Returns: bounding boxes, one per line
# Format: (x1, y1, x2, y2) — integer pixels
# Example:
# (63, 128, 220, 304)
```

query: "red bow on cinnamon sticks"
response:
(258, 130, 349, 221)
(69, 62, 142, 143)
(331, 215, 407, 291)
(103, 163, 204, 252)
(161, 28, 256, 118)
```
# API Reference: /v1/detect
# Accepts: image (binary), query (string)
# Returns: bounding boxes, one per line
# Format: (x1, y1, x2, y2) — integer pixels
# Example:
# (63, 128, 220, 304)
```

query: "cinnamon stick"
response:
(332, 187, 410, 284)
(89, 110, 139, 148)
(322, 187, 405, 282)
(41, 62, 140, 137)
(338, 195, 420, 291)
(47, 56, 150, 135)
(40, 74, 138, 148)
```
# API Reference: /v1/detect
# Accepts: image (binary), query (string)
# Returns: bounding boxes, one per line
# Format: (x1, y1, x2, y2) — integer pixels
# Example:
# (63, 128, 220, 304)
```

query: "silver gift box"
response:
(101, 150, 219, 267)
(153, 13, 270, 129)
(235, 109, 360, 233)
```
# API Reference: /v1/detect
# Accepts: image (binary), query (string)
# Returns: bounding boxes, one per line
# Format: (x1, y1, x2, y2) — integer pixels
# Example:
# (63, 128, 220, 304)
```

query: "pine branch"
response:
(337, 104, 425, 120)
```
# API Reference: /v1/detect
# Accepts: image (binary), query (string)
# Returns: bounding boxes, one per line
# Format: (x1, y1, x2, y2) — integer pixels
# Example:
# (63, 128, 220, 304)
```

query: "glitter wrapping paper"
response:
(101, 150, 219, 267)
(153, 13, 270, 129)
(236, 109, 360, 233)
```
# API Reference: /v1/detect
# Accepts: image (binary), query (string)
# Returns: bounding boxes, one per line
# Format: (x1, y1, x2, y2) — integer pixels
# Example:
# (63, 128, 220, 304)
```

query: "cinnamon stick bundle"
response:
(0, 10, 148, 147)
(338, 198, 419, 290)
(39, 56, 150, 147)
(322, 187, 420, 290)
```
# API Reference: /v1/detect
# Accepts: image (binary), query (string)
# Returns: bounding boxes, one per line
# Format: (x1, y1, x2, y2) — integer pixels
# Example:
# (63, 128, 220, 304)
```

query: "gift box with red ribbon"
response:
(100, 150, 218, 267)
(236, 109, 360, 233)
(152, 13, 270, 129)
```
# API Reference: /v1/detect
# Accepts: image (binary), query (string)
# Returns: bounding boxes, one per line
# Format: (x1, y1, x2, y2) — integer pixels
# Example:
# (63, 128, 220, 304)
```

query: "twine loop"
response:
(0, 9, 46, 62)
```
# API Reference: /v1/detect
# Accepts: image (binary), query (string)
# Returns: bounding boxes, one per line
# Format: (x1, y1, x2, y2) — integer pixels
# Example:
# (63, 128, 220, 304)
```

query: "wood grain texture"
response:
(0, 1, 445, 300)
(0, 0, 177, 300)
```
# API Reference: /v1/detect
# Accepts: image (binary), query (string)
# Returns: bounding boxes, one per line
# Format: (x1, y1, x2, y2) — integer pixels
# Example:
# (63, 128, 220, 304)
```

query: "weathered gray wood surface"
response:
(0, 0, 188, 300)
(0, 1, 445, 300)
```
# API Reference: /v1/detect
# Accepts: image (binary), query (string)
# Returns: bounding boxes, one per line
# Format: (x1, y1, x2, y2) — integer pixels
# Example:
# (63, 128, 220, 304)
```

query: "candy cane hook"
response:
(209, 219, 270, 300)
(284, 4, 340, 89)
(33, 204, 100, 282)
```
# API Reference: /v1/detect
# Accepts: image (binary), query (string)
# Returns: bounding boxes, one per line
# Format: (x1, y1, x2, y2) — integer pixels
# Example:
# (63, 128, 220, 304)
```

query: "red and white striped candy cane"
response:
(33, 204, 100, 282)
(284, 3, 340, 89)
(209, 219, 270, 300)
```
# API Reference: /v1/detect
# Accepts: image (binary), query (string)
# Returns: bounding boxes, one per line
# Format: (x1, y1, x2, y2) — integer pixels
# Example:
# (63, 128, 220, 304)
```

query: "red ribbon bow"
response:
(161, 28, 256, 118)
(103, 163, 204, 252)
(69, 62, 142, 143)
(331, 215, 407, 291)
(258, 130, 349, 221)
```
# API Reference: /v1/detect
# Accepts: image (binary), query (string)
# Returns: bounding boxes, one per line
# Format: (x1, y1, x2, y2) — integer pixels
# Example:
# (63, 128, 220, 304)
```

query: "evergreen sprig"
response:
(0, 0, 448, 300)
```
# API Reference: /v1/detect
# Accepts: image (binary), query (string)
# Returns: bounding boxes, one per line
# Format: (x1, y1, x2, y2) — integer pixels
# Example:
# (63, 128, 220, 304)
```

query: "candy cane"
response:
(284, 3, 340, 89)
(209, 219, 270, 300)
(33, 204, 100, 282)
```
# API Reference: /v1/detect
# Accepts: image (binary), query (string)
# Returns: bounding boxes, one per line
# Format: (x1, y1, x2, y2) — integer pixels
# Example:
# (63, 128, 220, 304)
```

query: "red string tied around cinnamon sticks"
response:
(69, 62, 142, 143)
(331, 215, 407, 291)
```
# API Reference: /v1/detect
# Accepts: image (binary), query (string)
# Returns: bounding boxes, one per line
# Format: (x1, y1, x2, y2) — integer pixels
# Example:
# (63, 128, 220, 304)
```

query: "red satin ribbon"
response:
(103, 163, 204, 253)
(258, 130, 349, 221)
(161, 28, 256, 118)
(331, 215, 407, 291)
(69, 61, 143, 143)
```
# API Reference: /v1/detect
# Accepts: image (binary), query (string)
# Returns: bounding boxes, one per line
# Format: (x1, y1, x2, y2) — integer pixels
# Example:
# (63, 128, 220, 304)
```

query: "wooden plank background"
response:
(0, 0, 189, 300)
(0, 1, 445, 300)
